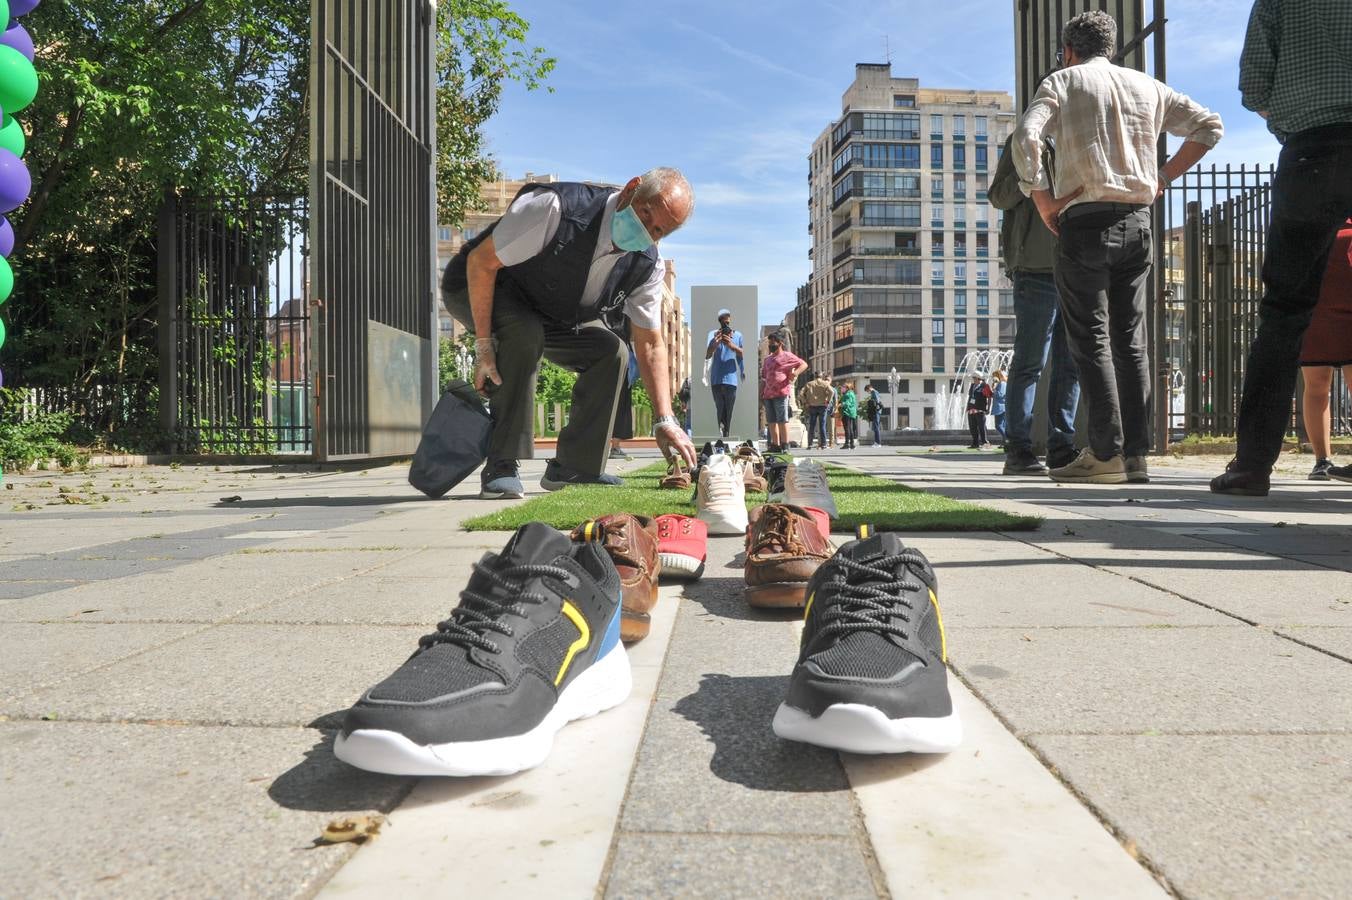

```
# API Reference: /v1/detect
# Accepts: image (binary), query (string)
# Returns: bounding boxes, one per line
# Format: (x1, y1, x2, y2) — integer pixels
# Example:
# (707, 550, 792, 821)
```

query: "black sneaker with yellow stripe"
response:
(334, 522, 630, 776)
(772, 525, 962, 754)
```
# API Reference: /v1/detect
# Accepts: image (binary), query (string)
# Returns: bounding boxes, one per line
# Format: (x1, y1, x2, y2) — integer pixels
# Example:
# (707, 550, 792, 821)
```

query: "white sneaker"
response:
(697, 455, 748, 535)
(784, 458, 837, 518)
(1048, 448, 1128, 484)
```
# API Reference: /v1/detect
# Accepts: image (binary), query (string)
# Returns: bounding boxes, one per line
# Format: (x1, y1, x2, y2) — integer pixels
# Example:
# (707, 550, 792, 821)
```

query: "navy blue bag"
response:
(408, 379, 493, 499)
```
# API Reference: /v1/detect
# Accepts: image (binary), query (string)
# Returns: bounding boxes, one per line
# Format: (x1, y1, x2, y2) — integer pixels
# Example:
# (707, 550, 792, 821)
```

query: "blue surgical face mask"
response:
(611, 201, 655, 251)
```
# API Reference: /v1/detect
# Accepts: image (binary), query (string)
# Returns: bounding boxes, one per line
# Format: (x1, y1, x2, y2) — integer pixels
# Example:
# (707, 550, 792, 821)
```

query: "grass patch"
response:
(462, 462, 1040, 534)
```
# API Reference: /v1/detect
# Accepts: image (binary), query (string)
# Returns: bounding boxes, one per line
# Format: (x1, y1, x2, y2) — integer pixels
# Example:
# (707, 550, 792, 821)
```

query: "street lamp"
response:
(888, 366, 899, 433)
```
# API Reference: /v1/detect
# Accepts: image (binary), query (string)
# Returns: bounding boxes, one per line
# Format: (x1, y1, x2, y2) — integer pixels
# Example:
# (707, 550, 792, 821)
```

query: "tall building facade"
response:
(806, 64, 1017, 429)
(435, 173, 689, 402)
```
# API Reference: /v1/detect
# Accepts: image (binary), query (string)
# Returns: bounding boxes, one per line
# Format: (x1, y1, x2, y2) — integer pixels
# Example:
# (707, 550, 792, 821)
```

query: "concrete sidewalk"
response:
(0, 450, 1348, 898)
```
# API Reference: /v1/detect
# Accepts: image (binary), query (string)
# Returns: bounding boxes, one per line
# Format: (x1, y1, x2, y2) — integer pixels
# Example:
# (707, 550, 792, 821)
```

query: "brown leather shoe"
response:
(740, 460, 769, 494)
(744, 503, 833, 608)
(572, 515, 661, 641)
(660, 458, 692, 489)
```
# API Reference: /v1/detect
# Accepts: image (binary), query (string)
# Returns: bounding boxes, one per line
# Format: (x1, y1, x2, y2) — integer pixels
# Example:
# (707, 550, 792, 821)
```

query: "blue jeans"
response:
(870, 413, 882, 444)
(1005, 271, 1081, 455)
(807, 406, 828, 446)
(1237, 124, 1352, 472)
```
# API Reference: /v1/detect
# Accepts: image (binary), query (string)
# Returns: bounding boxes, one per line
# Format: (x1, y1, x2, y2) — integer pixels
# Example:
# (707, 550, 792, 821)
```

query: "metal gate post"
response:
(157, 189, 179, 453)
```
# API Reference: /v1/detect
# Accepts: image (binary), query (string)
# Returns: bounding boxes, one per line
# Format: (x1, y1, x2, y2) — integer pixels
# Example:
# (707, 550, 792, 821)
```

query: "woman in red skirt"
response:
(1301, 221, 1352, 481)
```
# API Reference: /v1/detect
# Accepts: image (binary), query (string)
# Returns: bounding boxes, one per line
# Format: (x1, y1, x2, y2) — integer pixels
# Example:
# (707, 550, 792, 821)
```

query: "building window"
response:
(462, 227, 478, 240)
(999, 290, 1014, 315)
(931, 175, 944, 198)
(894, 94, 916, 108)
(437, 227, 452, 241)
(976, 261, 990, 285)
(931, 202, 944, 227)
(853, 289, 922, 315)
(863, 112, 921, 140)
(953, 290, 967, 313)
(976, 145, 989, 170)
(954, 262, 967, 283)
(860, 201, 920, 226)
(952, 114, 965, 138)
(931, 261, 945, 283)
(976, 232, 989, 256)
(930, 144, 944, 169)
(929, 114, 943, 138)
(975, 173, 989, 199)
(954, 320, 968, 343)
(953, 144, 966, 170)
(953, 233, 967, 256)
(952, 173, 966, 198)
(975, 115, 988, 138)
(924, 406, 935, 429)
(931, 348, 945, 373)
(977, 290, 989, 313)
(999, 318, 1017, 342)
(977, 319, 990, 344)
(931, 319, 945, 344)
(931, 289, 945, 313)
(923, 379, 935, 394)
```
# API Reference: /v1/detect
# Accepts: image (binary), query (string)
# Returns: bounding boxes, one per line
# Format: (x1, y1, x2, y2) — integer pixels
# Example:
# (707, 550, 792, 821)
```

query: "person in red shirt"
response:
(759, 332, 807, 452)
(1301, 221, 1352, 481)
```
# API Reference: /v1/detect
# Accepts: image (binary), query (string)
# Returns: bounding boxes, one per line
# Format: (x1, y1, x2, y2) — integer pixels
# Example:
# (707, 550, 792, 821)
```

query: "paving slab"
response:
(0, 721, 410, 900)
(954, 627, 1352, 734)
(1276, 626, 1352, 662)
(1030, 733, 1352, 899)
(0, 549, 417, 623)
(236, 576, 457, 626)
(0, 622, 202, 703)
(603, 833, 881, 900)
(7, 624, 424, 727)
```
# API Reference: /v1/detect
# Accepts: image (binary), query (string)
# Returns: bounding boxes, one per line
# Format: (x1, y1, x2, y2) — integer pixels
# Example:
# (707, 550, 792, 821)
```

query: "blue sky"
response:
(484, 0, 1277, 327)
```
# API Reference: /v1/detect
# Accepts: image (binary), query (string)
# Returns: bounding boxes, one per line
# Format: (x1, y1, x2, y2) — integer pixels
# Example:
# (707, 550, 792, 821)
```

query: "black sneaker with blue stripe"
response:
(773, 525, 961, 754)
(334, 522, 630, 776)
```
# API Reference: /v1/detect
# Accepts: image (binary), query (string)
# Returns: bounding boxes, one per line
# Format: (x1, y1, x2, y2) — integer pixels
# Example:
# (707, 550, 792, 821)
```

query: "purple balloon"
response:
(8, 0, 40, 17)
(0, 217, 12, 257)
(0, 150, 28, 213)
(0, 23, 33, 62)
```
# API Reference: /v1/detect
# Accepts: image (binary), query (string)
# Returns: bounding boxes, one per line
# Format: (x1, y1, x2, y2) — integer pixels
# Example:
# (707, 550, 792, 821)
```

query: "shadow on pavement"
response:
(212, 495, 430, 509)
(672, 673, 848, 793)
(680, 576, 804, 624)
(268, 730, 414, 813)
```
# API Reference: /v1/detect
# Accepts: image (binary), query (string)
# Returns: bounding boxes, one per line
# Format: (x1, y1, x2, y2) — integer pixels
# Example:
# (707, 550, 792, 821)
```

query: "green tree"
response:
(436, 0, 554, 226)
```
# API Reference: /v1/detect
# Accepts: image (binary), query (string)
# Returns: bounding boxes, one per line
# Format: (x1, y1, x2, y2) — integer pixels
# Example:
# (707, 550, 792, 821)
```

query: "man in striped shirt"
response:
(1014, 10, 1222, 485)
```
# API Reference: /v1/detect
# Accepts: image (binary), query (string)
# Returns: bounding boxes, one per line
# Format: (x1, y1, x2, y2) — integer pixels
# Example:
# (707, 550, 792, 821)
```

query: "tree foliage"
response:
(436, 0, 554, 226)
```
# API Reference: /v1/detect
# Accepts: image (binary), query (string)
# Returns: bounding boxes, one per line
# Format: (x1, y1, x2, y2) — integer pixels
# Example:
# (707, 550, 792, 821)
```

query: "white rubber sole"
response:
(697, 511, 747, 536)
(1048, 472, 1128, 484)
(479, 487, 525, 499)
(334, 646, 632, 777)
(772, 701, 962, 755)
(658, 552, 705, 579)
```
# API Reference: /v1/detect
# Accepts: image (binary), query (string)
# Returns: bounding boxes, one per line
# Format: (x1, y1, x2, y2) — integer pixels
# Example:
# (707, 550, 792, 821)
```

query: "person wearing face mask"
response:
(759, 332, 807, 453)
(442, 168, 698, 498)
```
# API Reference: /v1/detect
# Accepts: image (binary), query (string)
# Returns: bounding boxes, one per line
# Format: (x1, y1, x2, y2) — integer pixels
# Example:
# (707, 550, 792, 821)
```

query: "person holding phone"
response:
(704, 308, 746, 438)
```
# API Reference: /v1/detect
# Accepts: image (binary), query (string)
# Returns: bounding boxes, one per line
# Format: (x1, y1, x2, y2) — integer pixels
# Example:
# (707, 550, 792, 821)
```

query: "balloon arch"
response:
(0, 0, 40, 383)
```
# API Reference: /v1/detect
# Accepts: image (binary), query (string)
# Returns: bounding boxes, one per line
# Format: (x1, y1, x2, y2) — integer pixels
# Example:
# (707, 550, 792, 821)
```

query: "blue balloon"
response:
(0, 217, 11, 257)
(8, 0, 38, 17)
(0, 23, 32, 62)
(0, 148, 27, 212)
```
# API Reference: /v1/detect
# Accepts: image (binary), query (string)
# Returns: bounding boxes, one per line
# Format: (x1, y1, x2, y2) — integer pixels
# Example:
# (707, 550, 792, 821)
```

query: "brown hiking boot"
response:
(744, 503, 833, 608)
(572, 515, 661, 642)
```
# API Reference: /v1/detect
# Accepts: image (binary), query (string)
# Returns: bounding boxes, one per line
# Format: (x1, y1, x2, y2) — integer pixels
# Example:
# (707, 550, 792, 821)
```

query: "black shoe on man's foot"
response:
(333, 522, 630, 776)
(1309, 458, 1333, 481)
(541, 459, 624, 492)
(772, 526, 961, 754)
(480, 459, 525, 499)
(1329, 463, 1352, 484)
(1002, 449, 1047, 476)
(1209, 459, 1270, 496)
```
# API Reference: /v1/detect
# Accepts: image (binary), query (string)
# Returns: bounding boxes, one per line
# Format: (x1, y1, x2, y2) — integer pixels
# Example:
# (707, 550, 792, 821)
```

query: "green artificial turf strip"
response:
(461, 462, 1040, 533)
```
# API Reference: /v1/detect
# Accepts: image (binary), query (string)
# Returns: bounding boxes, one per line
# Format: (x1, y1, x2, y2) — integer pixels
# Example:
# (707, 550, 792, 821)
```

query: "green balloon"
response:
(0, 115, 23, 158)
(0, 255, 11, 305)
(0, 45, 36, 115)
(0, 314, 6, 349)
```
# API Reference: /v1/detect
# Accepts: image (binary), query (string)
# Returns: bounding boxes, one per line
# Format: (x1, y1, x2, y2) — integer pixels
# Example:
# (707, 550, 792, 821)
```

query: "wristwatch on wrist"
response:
(653, 415, 681, 435)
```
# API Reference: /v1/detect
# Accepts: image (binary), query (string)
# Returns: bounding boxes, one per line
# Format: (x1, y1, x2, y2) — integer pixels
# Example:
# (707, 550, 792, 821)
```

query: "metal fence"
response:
(1157, 164, 1349, 443)
(158, 194, 312, 454)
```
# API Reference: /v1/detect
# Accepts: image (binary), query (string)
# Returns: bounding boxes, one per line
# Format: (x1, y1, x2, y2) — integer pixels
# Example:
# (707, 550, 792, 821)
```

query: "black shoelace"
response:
(420, 559, 573, 654)
(817, 551, 930, 640)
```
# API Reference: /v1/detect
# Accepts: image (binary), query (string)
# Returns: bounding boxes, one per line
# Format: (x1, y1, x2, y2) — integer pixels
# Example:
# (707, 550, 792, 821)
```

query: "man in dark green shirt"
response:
(1214, 0, 1352, 495)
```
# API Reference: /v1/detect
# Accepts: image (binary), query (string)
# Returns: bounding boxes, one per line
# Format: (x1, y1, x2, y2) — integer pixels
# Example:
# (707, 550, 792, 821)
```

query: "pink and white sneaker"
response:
(655, 514, 707, 580)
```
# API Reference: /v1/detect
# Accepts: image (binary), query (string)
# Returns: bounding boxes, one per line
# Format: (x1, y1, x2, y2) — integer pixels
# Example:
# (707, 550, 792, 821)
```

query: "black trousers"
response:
(1054, 205, 1153, 459)
(967, 412, 988, 446)
(444, 285, 626, 475)
(711, 383, 737, 437)
(843, 416, 857, 447)
(1237, 124, 1352, 472)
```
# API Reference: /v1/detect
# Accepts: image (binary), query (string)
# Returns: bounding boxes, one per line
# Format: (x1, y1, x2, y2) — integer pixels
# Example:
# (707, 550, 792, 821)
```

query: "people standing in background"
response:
(1015, 10, 1222, 485)
(1298, 222, 1352, 481)
(799, 371, 834, 450)
(1213, 0, 1352, 496)
(840, 383, 859, 450)
(990, 369, 1008, 448)
(827, 382, 840, 448)
(703, 308, 746, 439)
(865, 384, 884, 446)
(990, 130, 1082, 476)
(759, 332, 807, 453)
(966, 373, 993, 448)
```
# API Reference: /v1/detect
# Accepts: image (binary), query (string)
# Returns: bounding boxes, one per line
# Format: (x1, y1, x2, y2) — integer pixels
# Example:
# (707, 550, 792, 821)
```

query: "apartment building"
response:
(805, 63, 1018, 429)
